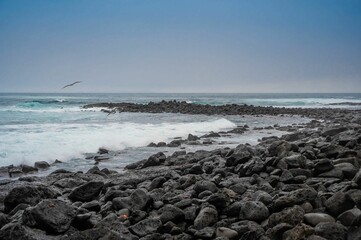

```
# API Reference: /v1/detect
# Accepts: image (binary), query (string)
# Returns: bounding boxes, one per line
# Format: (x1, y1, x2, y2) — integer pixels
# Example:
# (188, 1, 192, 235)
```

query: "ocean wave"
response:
(0, 118, 236, 167)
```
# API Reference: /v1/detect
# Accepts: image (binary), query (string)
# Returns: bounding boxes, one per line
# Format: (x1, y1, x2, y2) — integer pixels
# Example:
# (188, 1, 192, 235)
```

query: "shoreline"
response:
(0, 103, 361, 239)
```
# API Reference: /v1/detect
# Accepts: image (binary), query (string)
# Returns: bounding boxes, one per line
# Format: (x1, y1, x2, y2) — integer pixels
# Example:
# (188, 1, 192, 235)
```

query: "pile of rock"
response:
(83, 100, 357, 118)
(0, 111, 360, 239)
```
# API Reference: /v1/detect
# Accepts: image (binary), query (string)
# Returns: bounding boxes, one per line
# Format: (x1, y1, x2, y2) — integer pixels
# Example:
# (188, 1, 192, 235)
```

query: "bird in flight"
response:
(62, 81, 82, 89)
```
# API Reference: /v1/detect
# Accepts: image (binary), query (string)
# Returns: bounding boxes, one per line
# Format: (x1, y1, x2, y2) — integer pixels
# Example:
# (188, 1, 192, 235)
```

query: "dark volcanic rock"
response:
(314, 222, 347, 240)
(194, 180, 218, 194)
(0, 223, 51, 240)
(129, 218, 162, 237)
(158, 204, 184, 223)
(112, 188, 150, 211)
(142, 152, 166, 168)
(239, 201, 269, 222)
(194, 206, 218, 229)
(4, 185, 58, 213)
(68, 181, 104, 202)
(324, 191, 354, 217)
(34, 161, 50, 169)
(22, 199, 76, 234)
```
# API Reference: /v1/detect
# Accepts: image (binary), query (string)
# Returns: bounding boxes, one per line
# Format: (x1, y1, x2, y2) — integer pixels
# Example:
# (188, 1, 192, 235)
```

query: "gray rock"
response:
(194, 180, 218, 194)
(0, 222, 54, 240)
(324, 191, 354, 217)
(239, 201, 269, 222)
(321, 127, 348, 137)
(53, 177, 86, 189)
(314, 222, 347, 240)
(112, 189, 150, 211)
(314, 159, 334, 174)
(334, 162, 358, 179)
(353, 168, 361, 186)
(194, 206, 218, 229)
(269, 205, 305, 227)
(206, 192, 230, 209)
(4, 185, 58, 213)
(33, 161, 50, 169)
(158, 204, 184, 223)
(337, 208, 361, 226)
(68, 181, 104, 202)
(346, 189, 361, 209)
(0, 213, 9, 229)
(347, 225, 361, 240)
(266, 223, 293, 240)
(194, 227, 215, 239)
(22, 199, 76, 234)
(142, 152, 166, 168)
(216, 227, 238, 239)
(230, 220, 265, 239)
(304, 213, 335, 226)
(129, 218, 162, 237)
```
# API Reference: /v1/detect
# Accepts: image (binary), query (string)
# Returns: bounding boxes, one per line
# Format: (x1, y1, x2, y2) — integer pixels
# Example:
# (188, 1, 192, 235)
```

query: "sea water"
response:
(1, 93, 360, 175)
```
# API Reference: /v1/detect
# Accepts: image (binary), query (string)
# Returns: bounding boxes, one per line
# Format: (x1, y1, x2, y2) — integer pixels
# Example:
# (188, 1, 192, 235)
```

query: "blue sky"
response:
(0, 0, 360, 93)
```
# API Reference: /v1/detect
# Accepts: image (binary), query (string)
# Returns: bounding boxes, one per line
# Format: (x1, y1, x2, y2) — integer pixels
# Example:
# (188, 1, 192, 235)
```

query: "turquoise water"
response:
(0, 93, 359, 172)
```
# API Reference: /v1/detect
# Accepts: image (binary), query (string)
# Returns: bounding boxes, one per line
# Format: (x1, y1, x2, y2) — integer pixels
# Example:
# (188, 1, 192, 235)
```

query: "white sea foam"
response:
(0, 118, 236, 167)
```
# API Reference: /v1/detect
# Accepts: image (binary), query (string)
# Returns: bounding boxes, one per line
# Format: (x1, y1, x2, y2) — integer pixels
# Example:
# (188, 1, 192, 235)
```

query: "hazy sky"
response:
(0, 0, 360, 93)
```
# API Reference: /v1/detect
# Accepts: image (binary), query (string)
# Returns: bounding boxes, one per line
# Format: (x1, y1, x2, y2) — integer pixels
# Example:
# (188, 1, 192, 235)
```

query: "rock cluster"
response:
(0, 106, 361, 239)
(83, 100, 354, 118)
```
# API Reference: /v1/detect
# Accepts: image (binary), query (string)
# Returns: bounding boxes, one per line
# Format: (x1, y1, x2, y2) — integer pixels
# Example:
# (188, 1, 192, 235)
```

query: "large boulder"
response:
(0, 223, 53, 240)
(22, 199, 76, 234)
(68, 181, 104, 202)
(304, 213, 335, 226)
(158, 204, 184, 223)
(324, 191, 354, 217)
(269, 205, 305, 227)
(4, 185, 58, 213)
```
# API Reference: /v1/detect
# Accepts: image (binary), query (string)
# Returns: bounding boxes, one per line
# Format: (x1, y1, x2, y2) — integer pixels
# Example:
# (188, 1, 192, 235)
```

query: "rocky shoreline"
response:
(0, 103, 361, 240)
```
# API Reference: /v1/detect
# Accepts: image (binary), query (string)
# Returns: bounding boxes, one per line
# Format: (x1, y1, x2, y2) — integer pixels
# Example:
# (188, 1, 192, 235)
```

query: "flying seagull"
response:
(62, 81, 82, 89)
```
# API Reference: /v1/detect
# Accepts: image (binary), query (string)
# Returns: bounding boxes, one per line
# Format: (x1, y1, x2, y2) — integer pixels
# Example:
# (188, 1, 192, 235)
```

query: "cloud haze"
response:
(0, 0, 360, 93)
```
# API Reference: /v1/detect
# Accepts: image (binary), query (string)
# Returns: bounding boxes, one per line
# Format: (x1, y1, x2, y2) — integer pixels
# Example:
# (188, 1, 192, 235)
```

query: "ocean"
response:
(1, 93, 360, 176)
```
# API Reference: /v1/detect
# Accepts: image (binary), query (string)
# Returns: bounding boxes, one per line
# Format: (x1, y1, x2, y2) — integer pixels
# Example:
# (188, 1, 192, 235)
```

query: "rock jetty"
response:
(0, 104, 361, 239)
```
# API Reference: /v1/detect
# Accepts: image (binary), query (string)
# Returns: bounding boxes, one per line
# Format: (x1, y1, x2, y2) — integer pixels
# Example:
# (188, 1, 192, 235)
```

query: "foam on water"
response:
(0, 118, 236, 167)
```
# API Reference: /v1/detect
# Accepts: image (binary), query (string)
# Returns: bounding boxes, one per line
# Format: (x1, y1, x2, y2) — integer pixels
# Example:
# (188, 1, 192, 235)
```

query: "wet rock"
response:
(21, 165, 38, 173)
(68, 181, 104, 202)
(194, 206, 218, 229)
(239, 201, 269, 222)
(129, 218, 162, 237)
(97, 147, 109, 154)
(314, 222, 347, 240)
(4, 185, 58, 213)
(304, 213, 335, 226)
(34, 161, 50, 169)
(321, 127, 348, 137)
(22, 199, 76, 234)
(188, 134, 200, 141)
(142, 152, 166, 168)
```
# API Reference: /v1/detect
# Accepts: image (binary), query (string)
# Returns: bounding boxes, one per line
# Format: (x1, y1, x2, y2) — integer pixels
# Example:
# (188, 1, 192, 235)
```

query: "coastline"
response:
(0, 103, 361, 239)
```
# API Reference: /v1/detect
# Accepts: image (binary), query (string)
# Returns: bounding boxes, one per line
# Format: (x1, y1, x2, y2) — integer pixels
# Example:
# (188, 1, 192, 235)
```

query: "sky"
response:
(0, 0, 360, 93)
